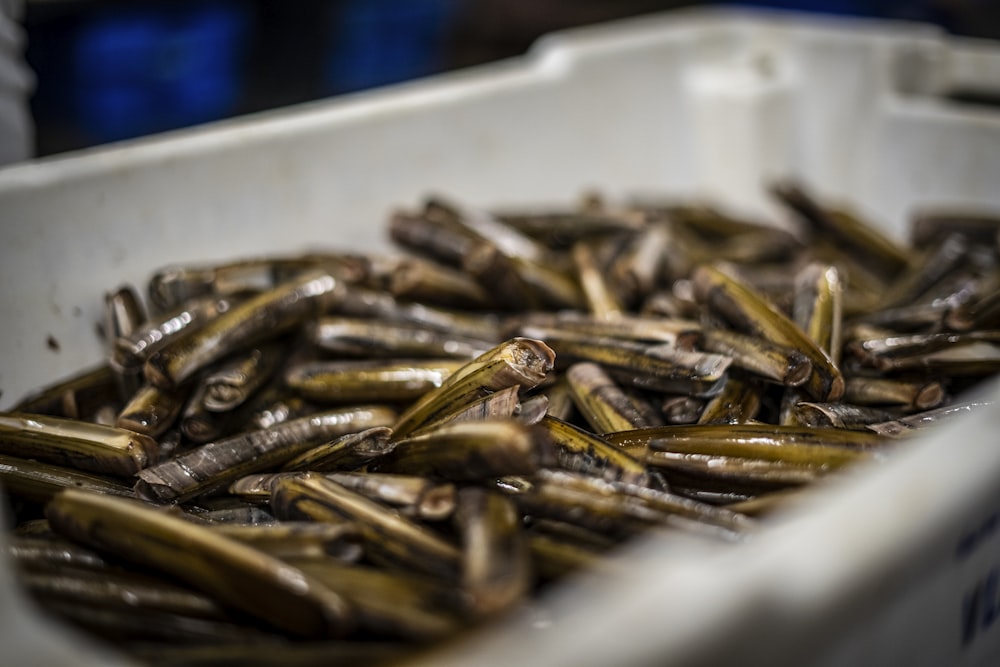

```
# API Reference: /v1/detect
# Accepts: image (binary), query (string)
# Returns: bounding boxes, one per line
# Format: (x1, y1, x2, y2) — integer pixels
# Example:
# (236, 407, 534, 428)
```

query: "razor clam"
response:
(880, 233, 971, 309)
(454, 487, 531, 617)
(281, 426, 395, 472)
(700, 328, 812, 387)
(146, 254, 368, 312)
(705, 227, 804, 264)
(538, 378, 576, 422)
(116, 383, 188, 438)
(638, 201, 784, 239)
(572, 239, 625, 318)
(46, 489, 354, 638)
(867, 398, 998, 437)
(243, 386, 319, 431)
(285, 359, 466, 404)
(134, 406, 397, 503)
(843, 376, 945, 410)
(112, 295, 236, 373)
(5, 535, 110, 571)
(495, 473, 657, 539)
(42, 600, 284, 646)
(12, 364, 120, 421)
(494, 206, 643, 247)
(325, 472, 457, 522)
(697, 375, 763, 425)
(648, 453, 840, 489)
(389, 210, 491, 268)
(270, 474, 462, 580)
(194, 505, 277, 526)
(228, 472, 301, 502)
(287, 558, 464, 641)
(517, 469, 754, 538)
(206, 522, 363, 562)
(372, 420, 547, 481)
(507, 254, 587, 311)
(793, 263, 843, 364)
(606, 424, 881, 465)
(515, 394, 551, 425)
(104, 284, 148, 398)
(856, 300, 954, 332)
(640, 289, 701, 320)
(424, 194, 553, 264)
(200, 341, 287, 412)
(0, 412, 159, 476)
(537, 416, 649, 486)
(20, 566, 227, 620)
(400, 200, 583, 309)
(519, 327, 730, 398)
(850, 331, 1000, 374)
(791, 402, 905, 430)
(410, 385, 522, 434)
(847, 330, 1000, 365)
(527, 517, 619, 553)
(692, 264, 844, 401)
(527, 531, 610, 581)
(770, 180, 910, 279)
(664, 487, 758, 507)
(333, 285, 501, 342)
(11, 518, 54, 536)
(940, 268, 1000, 329)
(661, 396, 706, 424)
(509, 310, 702, 348)
(909, 209, 1000, 249)
(388, 256, 494, 309)
(0, 453, 135, 502)
(874, 341, 1000, 375)
(566, 362, 665, 433)
(180, 382, 236, 444)
(780, 262, 842, 424)
(145, 271, 346, 389)
(724, 488, 806, 517)
(606, 222, 669, 307)
(103, 284, 147, 341)
(460, 241, 547, 310)
(390, 337, 555, 439)
(502, 470, 746, 541)
(309, 317, 492, 359)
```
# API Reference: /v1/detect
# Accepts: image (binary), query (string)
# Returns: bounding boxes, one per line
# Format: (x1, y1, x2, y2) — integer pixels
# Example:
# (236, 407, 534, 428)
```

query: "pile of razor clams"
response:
(2, 181, 1000, 666)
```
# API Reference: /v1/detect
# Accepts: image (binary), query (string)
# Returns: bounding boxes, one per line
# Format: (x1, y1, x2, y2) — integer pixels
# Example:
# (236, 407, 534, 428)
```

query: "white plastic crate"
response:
(2, 7, 1000, 665)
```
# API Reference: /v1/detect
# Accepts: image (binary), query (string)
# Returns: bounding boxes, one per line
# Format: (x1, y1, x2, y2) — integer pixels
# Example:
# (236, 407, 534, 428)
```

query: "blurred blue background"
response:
(23, 0, 1000, 156)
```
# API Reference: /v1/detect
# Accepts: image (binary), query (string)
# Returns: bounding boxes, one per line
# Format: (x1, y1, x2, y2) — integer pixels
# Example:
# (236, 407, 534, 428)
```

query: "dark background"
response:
(23, 0, 1000, 157)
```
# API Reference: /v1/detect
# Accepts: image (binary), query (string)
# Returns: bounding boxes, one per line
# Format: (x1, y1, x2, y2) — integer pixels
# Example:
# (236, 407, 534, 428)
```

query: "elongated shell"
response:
(373, 420, 547, 481)
(45, 489, 355, 638)
(538, 416, 649, 486)
(566, 362, 664, 434)
(606, 424, 880, 465)
(454, 487, 531, 617)
(145, 271, 346, 389)
(289, 558, 463, 641)
(12, 364, 120, 421)
(391, 338, 555, 438)
(309, 317, 491, 359)
(271, 474, 462, 580)
(692, 264, 844, 401)
(0, 412, 159, 477)
(135, 406, 397, 503)
(0, 453, 136, 502)
(285, 359, 465, 404)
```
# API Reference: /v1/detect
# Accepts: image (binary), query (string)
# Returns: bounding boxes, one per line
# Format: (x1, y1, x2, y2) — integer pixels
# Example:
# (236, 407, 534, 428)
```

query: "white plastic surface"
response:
(2, 7, 1000, 665)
